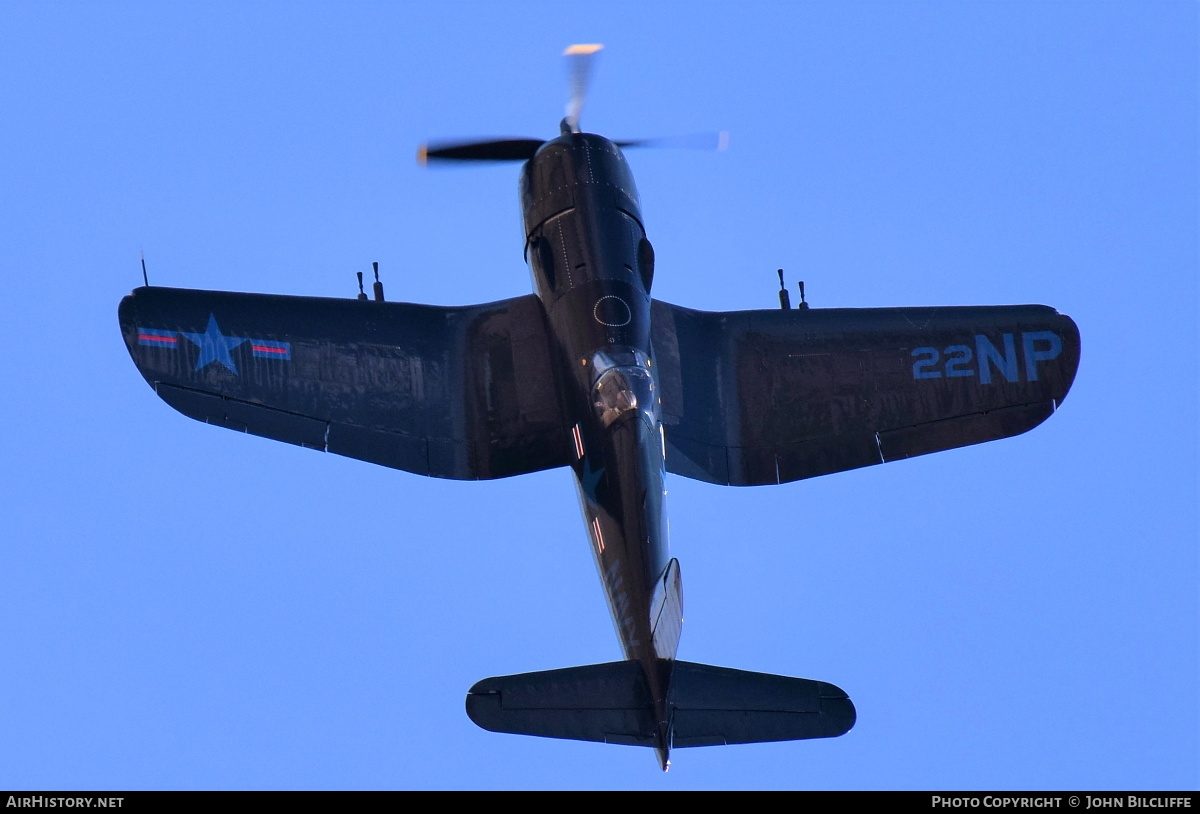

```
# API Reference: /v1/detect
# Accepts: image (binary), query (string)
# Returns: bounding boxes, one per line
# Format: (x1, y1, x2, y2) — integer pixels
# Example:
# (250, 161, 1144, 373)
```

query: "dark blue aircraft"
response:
(118, 45, 1080, 770)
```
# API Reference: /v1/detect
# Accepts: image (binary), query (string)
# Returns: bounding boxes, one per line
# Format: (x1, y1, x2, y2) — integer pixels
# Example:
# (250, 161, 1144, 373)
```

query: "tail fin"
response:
(465, 659, 854, 749)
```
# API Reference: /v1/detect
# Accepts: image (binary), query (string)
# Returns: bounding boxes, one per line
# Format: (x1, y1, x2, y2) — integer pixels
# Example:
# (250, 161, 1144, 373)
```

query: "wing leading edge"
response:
(651, 299, 1080, 486)
(119, 287, 570, 480)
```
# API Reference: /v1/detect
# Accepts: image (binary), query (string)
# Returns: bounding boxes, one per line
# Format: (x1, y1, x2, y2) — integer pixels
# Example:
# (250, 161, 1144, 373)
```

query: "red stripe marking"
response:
(139, 334, 176, 343)
(252, 345, 288, 354)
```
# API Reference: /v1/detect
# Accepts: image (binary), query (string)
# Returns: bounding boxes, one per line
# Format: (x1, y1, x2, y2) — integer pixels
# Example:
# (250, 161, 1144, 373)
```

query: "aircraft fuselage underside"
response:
(520, 134, 676, 755)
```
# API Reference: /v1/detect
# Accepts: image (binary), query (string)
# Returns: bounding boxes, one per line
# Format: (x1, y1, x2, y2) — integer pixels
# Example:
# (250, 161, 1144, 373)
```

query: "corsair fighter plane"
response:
(118, 46, 1080, 770)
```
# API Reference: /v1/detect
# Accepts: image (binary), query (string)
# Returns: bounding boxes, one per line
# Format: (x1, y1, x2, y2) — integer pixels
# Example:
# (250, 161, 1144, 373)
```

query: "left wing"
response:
(651, 299, 1080, 486)
(119, 286, 570, 480)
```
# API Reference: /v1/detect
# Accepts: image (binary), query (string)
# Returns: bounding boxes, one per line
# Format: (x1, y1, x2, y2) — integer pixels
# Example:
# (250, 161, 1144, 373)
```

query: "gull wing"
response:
(119, 286, 570, 480)
(651, 300, 1080, 486)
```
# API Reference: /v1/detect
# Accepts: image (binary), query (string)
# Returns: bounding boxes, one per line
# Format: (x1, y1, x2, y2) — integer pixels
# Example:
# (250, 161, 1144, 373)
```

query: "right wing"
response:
(651, 300, 1080, 486)
(119, 286, 570, 480)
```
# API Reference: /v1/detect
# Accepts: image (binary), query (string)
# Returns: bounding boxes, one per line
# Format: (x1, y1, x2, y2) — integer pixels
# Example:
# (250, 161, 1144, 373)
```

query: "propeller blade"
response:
(564, 43, 603, 133)
(615, 131, 730, 152)
(418, 138, 546, 164)
(419, 47, 727, 168)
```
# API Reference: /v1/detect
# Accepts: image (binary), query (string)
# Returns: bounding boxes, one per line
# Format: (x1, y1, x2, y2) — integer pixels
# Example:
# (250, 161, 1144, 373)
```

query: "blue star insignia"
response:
(579, 457, 606, 504)
(181, 314, 246, 374)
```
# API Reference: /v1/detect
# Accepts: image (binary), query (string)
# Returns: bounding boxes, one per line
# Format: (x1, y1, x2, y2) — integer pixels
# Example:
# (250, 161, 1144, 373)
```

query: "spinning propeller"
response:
(418, 44, 727, 165)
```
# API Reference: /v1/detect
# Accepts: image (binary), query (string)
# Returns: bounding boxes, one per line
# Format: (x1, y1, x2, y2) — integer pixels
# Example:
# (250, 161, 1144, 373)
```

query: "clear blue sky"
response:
(1, 1, 1195, 790)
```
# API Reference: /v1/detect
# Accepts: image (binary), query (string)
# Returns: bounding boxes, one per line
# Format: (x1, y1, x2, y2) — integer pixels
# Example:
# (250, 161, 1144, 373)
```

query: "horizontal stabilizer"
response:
(670, 661, 855, 747)
(465, 660, 854, 748)
(467, 661, 657, 746)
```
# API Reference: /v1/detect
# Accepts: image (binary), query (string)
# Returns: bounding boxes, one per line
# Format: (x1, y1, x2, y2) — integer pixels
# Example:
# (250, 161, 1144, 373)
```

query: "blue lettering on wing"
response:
(911, 332, 1062, 384)
(976, 333, 1018, 384)
(911, 347, 941, 379)
(944, 345, 974, 377)
(1022, 330, 1062, 381)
